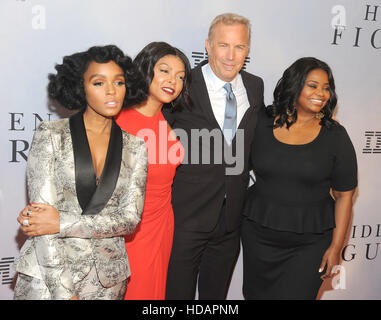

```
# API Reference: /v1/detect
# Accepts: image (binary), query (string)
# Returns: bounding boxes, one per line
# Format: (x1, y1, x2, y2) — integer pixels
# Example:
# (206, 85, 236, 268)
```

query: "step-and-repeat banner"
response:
(0, 0, 380, 300)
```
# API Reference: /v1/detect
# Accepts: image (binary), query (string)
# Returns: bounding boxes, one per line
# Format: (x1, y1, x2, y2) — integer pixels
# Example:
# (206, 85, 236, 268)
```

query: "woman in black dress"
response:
(241, 57, 357, 300)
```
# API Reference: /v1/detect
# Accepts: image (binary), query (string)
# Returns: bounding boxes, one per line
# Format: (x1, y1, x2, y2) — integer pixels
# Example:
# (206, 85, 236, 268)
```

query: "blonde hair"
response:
(208, 13, 251, 45)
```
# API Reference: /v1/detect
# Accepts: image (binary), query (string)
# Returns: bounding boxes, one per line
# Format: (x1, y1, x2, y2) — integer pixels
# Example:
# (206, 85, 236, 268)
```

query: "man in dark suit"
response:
(164, 13, 265, 299)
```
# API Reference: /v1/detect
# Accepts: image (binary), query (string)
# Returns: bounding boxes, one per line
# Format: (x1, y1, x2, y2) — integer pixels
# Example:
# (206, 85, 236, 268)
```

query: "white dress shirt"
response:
(201, 63, 250, 130)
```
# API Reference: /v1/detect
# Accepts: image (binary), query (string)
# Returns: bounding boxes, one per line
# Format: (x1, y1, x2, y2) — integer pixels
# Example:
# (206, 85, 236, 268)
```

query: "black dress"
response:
(241, 109, 357, 300)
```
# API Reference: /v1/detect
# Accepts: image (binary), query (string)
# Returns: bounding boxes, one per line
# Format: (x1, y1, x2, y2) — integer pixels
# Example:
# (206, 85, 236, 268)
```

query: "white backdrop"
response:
(0, 0, 380, 300)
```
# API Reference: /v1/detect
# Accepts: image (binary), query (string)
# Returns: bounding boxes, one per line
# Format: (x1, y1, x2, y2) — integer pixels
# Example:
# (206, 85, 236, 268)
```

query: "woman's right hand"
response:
(319, 245, 341, 280)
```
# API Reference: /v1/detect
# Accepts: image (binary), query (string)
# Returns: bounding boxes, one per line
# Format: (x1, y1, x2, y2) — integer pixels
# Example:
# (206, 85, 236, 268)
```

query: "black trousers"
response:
(165, 202, 240, 300)
(241, 218, 333, 300)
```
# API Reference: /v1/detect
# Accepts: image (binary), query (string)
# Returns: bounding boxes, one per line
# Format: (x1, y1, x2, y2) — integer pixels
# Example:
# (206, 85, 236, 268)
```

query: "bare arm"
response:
(319, 188, 355, 279)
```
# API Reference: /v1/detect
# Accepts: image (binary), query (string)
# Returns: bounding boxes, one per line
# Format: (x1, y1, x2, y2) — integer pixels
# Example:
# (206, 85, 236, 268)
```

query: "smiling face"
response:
(83, 61, 126, 118)
(295, 68, 331, 116)
(205, 22, 250, 82)
(147, 54, 185, 106)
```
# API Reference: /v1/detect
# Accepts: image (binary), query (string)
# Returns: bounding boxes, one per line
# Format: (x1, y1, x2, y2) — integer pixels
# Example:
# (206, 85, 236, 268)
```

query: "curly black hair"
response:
(133, 42, 193, 110)
(267, 57, 339, 128)
(48, 45, 148, 110)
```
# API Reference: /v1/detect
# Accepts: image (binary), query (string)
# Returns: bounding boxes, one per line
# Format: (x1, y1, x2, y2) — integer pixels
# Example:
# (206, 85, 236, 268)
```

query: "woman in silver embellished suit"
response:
(14, 45, 148, 300)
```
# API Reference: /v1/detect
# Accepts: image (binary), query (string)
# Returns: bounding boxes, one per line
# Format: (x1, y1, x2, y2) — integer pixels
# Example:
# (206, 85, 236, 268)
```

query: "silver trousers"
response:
(13, 266, 127, 300)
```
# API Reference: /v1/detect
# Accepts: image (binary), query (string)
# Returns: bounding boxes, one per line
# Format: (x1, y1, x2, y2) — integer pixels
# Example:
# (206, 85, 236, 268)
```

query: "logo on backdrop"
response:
(342, 224, 381, 262)
(331, 4, 380, 49)
(191, 51, 250, 69)
(0, 257, 15, 285)
(15, 1, 46, 30)
(363, 131, 381, 154)
(8, 112, 53, 163)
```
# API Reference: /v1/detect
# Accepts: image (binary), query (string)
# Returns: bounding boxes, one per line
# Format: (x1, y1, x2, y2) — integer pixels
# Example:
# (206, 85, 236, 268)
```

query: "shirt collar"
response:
(203, 63, 240, 92)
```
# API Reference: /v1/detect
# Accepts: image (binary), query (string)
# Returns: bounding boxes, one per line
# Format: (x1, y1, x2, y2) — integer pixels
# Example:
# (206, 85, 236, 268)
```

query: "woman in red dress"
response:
(116, 42, 192, 299)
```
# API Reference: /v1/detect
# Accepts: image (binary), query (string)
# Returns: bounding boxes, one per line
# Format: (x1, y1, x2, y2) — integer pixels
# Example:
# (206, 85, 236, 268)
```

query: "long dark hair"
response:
(48, 45, 147, 110)
(267, 57, 339, 128)
(133, 41, 193, 109)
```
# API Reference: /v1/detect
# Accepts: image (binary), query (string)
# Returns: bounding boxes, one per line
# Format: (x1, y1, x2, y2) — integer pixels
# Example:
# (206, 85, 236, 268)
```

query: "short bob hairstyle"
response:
(48, 45, 147, 110)
(267, 57, 339, 128)
(133, 41, 193, 110)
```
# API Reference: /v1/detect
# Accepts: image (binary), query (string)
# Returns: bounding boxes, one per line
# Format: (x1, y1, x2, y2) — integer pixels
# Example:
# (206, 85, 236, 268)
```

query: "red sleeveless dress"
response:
(115, 107, 183, 300)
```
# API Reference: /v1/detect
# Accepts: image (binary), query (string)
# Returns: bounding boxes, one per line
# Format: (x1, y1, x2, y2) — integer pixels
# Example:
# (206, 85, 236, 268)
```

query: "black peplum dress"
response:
(241, 108, 357, 300)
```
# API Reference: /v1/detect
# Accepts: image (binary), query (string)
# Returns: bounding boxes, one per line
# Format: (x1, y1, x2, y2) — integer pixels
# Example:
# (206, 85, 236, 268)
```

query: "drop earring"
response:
(286, 107, 294, 117)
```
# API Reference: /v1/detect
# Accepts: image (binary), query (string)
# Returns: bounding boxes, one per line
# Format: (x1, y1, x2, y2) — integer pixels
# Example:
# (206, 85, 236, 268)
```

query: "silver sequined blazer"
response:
(14, 112, 147, 299)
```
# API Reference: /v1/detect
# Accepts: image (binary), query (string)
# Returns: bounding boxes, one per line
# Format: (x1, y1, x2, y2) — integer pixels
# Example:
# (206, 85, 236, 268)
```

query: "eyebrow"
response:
(158, 63, 185, 72)
(217, 41, 248, 46)
(307, 80, 330, 85)
(89, 73, 125, 81)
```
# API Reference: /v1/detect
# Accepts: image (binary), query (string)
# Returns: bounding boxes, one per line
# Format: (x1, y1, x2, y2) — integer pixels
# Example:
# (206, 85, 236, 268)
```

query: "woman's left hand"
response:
(18, 203, 60, 236)
(319, 246, 341, 280)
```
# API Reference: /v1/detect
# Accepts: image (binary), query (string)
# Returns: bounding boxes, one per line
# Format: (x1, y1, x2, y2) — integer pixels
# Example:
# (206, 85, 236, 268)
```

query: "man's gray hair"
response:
(208, 13, 251, 45)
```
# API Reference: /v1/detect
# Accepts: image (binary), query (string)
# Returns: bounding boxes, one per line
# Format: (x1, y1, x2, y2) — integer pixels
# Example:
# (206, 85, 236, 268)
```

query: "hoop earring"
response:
(315, 111, 324, 120)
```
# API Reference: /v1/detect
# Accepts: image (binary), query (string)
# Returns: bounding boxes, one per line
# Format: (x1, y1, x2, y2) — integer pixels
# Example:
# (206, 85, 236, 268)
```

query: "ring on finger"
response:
(22, 219, 30, 227)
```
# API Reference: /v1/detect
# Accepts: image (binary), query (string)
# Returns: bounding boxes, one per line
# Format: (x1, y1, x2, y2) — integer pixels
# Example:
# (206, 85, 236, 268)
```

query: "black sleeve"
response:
(162, 105, 176, 127)
(331, 126, 358, 191)
(248, 106, 268, 172)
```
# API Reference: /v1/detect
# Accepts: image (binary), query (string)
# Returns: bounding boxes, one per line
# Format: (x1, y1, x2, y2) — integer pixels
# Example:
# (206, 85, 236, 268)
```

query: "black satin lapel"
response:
(82, 119, 122, 215)
(70, 111, 97, 212)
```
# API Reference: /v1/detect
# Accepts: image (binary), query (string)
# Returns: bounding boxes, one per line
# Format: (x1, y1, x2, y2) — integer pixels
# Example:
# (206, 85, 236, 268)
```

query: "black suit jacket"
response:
(163, 61, 264, 232)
